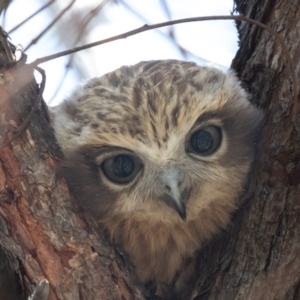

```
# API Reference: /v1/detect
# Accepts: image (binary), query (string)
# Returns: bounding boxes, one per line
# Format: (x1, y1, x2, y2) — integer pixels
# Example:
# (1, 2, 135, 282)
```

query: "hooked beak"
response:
(166, 192, 187, 220)
(158, 166, 189, 220)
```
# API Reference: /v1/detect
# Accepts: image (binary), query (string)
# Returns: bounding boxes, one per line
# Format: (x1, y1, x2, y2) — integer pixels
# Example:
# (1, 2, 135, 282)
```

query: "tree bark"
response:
(0, 0, 299, 299)
(0, 45, 148, 299)
(190, 0, 300, 299)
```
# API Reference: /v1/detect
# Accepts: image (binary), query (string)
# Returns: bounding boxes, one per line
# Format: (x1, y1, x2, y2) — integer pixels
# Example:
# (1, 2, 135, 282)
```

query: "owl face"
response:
(98, 123, 223, 220)
(51, 60, 263, 226)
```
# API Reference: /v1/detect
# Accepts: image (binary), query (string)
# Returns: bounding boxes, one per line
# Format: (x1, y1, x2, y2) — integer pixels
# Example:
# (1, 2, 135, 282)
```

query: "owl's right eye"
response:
(101, 154, 142, 184)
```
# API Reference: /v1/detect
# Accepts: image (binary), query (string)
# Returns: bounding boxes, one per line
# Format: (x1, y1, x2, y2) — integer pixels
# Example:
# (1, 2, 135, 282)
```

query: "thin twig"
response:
(0, 26, 14, 63)
(160, 0, 172, 20)
(0, 67, 46, 150)
(0, 0, 12, 28)
(24, 0, 76, 51)
(8, 0, 55, 34)
(48, 0, 111, 104)
(29, 14, 297, 143)
(76, 0, 111, 43)
(47, 65, 69, 105)
(119, 0, 189, 59)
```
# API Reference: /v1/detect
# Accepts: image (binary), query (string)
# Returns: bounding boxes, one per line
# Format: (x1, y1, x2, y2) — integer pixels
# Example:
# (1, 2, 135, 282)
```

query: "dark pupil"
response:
(112, 155, 134, 178)
(191, 130, 213, 153)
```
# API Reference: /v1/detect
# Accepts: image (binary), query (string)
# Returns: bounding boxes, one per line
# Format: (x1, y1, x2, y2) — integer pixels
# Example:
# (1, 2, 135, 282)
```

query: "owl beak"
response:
(158, 167, 188, 220)
(171, 195, 186, 220)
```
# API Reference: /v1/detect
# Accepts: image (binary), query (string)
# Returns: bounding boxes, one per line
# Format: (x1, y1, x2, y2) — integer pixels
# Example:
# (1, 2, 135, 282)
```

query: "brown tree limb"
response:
(0, 59, 149, 299)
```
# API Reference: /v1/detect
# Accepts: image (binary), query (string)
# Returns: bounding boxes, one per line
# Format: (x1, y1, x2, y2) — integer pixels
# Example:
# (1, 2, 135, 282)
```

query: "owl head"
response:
(51, 59, 263, 237)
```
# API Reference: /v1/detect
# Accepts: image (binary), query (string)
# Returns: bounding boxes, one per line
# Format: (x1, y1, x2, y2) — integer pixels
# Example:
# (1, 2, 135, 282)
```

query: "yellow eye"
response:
(189, 126, 222, 155)
(101, 154, 142, 184)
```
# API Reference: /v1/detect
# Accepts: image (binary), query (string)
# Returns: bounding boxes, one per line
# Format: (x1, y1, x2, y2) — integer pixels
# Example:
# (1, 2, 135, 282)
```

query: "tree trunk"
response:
(0, 0, 299, 299)
(190, 0, 300, 299)
(0, 46, 148, 299)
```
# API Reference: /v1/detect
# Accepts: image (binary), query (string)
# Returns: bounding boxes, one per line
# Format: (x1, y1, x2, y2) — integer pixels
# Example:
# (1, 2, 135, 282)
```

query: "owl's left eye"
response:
(188, 125, 222, 156)
(101, 154, 142, 184)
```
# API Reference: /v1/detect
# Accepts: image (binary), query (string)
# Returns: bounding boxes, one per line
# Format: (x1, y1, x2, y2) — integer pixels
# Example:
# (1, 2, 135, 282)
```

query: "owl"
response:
(50, 60, 263, 291)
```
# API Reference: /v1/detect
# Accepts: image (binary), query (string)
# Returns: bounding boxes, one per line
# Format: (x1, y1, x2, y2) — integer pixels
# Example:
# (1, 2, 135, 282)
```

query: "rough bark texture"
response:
(0, 0, 299, 299)
(190, 0, 300, 299)
(0, 56, 148, 299)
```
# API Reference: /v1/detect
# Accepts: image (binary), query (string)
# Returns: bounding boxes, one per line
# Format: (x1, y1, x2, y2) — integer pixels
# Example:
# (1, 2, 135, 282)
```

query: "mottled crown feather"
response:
(51, 60, 261, 155)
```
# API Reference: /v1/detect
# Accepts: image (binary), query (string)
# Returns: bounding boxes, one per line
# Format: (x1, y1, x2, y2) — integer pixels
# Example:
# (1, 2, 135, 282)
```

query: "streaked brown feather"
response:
(51, 60, 263, 290)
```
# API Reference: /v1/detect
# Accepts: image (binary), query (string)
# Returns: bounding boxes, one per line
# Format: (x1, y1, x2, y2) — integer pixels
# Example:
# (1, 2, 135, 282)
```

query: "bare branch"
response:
(159, 0, 172, 20)
(30, 14, 298, 138)
(118, 0, 189, 59)
(8, 0, 55, 34)
(47, 0, 111, 104)
(24, 0, 76, 51)
(0, 26, 14, 63)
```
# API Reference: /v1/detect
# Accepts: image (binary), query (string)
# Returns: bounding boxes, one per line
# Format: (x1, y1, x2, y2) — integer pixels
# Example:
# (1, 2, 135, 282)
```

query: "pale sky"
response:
(4, 0, 238, 105)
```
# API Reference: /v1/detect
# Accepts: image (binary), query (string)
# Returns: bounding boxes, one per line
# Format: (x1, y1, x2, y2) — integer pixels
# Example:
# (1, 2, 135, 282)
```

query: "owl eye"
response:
(101, 154, 142, 184)
(189, 126, 222, 155)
